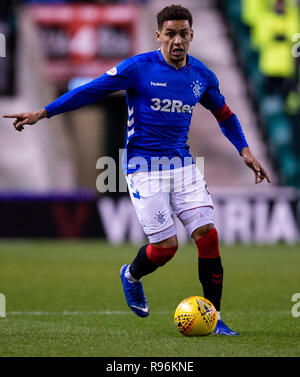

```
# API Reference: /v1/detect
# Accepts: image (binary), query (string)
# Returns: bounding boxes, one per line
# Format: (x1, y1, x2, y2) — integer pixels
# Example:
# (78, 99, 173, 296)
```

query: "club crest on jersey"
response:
(106, 67, 117, 76)
(154, 211, 167, 225)
(191, 80, 203, 99)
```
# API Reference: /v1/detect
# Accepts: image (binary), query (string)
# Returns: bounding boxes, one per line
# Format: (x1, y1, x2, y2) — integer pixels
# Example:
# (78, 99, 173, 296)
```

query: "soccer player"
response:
(4, 5, 270, 335)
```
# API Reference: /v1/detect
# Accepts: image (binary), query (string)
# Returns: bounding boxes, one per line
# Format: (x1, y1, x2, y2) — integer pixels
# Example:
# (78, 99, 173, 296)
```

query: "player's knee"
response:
(179, 206, 214, 237)
(146, 243, 178, 266)
(191, 223, 215, 240)
(194, 227, 220, 259)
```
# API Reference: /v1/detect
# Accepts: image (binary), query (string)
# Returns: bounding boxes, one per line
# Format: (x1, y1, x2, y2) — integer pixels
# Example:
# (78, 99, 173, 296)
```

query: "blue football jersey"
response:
(45, 49, 247, 174)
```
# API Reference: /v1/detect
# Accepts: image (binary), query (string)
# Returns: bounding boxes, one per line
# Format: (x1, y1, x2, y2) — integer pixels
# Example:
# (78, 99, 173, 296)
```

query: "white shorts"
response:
(126, 164, 214, 242)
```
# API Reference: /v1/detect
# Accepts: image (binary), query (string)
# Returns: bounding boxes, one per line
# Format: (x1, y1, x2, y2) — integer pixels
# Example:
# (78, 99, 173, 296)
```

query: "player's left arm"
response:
(199, 73, 271, 184)
(239, 146, 271, 184)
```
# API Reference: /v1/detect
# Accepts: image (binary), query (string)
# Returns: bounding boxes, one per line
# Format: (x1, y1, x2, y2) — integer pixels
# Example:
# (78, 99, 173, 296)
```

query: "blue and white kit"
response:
(44, 50, 249, 241)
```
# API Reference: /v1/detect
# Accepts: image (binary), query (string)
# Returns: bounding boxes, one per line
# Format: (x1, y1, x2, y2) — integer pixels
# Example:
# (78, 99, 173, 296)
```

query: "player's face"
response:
(156, 20, 193, 68)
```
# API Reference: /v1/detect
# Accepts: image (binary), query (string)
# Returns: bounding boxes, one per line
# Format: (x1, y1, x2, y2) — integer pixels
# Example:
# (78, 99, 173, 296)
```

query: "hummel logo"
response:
(151, 81, 167, 87)
(211, 273, 222, 284)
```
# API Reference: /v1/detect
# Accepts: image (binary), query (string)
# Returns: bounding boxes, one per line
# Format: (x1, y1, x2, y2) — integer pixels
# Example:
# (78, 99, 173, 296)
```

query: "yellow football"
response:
(174, 296, 217, 336)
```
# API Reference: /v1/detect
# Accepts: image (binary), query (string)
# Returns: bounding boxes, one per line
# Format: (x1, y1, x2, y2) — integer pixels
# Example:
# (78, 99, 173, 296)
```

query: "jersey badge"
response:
(191, 80, 203, 99)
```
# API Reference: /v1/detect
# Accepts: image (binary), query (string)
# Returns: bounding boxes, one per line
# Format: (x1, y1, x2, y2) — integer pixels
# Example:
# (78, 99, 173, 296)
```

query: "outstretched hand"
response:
(241, 147, 271, 184)
(2, 109, 47, 132)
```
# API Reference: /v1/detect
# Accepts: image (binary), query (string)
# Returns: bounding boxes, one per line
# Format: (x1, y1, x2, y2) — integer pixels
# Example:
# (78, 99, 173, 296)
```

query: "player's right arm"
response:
(3, 109, 48, 132)
(3, 57, 137, 132)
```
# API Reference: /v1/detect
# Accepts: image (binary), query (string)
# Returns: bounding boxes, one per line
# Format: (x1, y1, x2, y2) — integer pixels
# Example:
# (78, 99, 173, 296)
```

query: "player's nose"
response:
(173, 34, 183, 45)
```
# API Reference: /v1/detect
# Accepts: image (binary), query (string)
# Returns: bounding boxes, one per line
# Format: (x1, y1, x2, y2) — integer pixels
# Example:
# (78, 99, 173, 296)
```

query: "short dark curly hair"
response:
(156, 4, 193, 30)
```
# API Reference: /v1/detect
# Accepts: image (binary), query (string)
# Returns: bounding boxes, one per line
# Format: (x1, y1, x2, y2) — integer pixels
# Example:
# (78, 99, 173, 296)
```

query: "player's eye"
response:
(166, 31, 175, 38)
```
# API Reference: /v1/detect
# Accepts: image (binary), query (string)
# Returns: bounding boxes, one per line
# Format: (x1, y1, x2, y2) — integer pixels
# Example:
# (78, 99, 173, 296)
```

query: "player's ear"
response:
(190, 29, 194, 41)
(156, 30, 161, 43)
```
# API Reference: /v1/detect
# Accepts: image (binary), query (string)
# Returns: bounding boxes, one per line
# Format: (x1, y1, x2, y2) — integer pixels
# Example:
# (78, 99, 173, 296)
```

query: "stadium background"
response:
(0, 0, 299, 358)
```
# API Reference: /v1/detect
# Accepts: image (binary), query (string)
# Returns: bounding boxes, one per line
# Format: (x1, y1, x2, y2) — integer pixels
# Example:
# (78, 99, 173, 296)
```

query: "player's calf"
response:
(194, 227, 223, 312)
(128, 242, 178, 281)
(146, 243, 178, 266)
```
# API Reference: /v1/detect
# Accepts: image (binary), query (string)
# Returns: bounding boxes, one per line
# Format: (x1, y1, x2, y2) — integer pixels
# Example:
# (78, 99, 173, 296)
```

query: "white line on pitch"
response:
(6, 310, 290, 316)
(6, 310, 171, 316)
(7, 311, 131, 316)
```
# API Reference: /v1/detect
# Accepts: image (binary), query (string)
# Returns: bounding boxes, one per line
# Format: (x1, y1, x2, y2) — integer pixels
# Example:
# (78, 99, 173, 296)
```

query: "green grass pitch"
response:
(0, 240, 299, 357)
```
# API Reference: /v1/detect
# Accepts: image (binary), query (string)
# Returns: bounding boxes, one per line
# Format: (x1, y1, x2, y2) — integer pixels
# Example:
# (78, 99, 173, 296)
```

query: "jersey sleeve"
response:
(45, 56, 137, 118)
(200, 70, 248, 154)
(199, 70, 225, 111)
